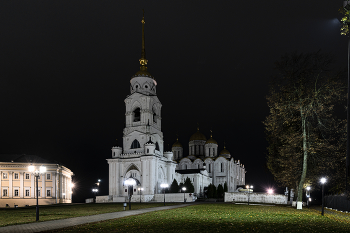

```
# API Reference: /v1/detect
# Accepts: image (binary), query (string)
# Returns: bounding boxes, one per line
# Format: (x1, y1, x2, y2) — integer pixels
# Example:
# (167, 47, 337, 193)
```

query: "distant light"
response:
(320, 177, 327, 184)
(28, 166, 35, 173)
(138, 187, 144, 191)
(40, 166, 46, 173)
(306, 186, 311, 191)
(98, 179, 101, 182)
(70, 183, 75, 188)
(160, 183, 168, 188)
(182, 187, 186, 191)
(124, 179, 136, 186)
(92, 189, 98, 192)
(267, 189, 274, 194)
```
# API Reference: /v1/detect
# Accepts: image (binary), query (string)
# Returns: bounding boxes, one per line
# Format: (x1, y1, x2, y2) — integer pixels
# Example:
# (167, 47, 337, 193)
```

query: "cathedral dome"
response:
(172, 138, 182, 148)
(220, 147, 230, 155)
(205, 135, 217, 145)
(189, 129, 207, 141)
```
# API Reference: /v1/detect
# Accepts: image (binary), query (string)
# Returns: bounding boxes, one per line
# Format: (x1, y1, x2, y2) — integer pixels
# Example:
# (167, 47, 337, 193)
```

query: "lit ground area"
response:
(0, 203, 178, 227)
(47, 203, 350, 233)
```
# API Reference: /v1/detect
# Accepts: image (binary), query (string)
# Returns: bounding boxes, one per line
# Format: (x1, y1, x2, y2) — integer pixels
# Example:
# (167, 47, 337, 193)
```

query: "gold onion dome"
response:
(189, 128, 207, 141)
(205, 134, 217, 145)
(220, 146, 230, 155)
(172, 138, 182, 148)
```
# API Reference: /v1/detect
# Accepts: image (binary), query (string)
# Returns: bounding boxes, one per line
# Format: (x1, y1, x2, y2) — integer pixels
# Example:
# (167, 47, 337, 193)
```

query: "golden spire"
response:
(133, 10, 153, 79)
(139, 9, 148, 70)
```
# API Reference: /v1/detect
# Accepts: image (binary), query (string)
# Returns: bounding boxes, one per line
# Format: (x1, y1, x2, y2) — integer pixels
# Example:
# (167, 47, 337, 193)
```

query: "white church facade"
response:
(106, 15, 245, 201)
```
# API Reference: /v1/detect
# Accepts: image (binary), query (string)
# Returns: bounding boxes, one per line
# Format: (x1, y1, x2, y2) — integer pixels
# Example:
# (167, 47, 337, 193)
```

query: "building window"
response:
(208, 164, 211, 173)
(14, 173, 19, 179)
(3, 173, 8, 179)
(25, 189, 30, 197)
(47, 173, 51, 180)
(47, 190, 51, 197)
(209, 148, 211, 156)
(155, 142, 160, 151)
(38, 190, 41, 197)
(130, 139, 141, 149)
(25, 173, 30, 179)
(221, 163, 224, 172)
(133, 107, 141, 122)
(213, 148, 215, 156)
(3, 189, 8, 197)
(14, 189, 19, 197)
(147, 149, 149, 153)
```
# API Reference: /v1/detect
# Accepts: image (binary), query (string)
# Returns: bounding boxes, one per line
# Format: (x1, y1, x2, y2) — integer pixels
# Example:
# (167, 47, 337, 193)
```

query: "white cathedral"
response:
(107, 15, 245, 200)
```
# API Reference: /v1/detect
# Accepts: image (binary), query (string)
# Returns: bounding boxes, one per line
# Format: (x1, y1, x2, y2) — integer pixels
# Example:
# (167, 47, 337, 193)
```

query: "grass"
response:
(0, 203, 178, 227)
(47, 204, 350, 233)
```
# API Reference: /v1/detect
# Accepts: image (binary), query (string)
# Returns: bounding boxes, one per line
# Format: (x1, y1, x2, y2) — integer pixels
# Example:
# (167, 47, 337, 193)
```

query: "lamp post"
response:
(125, 179, 136, 210)
(138, 188, 143, 203)
(28, 165, 46, 221)
(160, 183, 168, 206)
(182, 187, 186, 203)
(320, 178, 327, 216)
(92, 188, 98, 202)
(306, 186, 311, 208)
(246, 185, 253, 205)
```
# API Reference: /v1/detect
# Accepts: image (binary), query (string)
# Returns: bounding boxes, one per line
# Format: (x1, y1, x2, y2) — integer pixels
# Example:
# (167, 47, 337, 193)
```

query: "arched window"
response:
(155, 142, 160, 151)
(130, 139, 141, 149)
(221, 163, 224, 172)
(133, 108, 140, 122)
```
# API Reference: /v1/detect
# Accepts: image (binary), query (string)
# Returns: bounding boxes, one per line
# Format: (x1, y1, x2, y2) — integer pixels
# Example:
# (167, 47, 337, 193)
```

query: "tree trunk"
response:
(297, 106, 308, 208)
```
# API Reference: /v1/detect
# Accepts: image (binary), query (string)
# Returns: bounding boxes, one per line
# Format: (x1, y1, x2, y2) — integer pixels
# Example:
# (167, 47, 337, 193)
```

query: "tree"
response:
(264, 51, 346, 205)
(217, 184, 224, 198)
(224, 182, 228, 192)
(184, 177, 195, 193)
(170, 179, 180, 193)
(207, 184, 214, 198)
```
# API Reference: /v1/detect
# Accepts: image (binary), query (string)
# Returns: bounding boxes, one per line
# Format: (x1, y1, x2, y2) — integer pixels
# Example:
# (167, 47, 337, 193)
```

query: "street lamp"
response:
(138, 188, 144, 203)
(125, 178, 136, 210)
(246, 185, 253, 205)
(320, 177, 327, 216)
(160, 183, 168, 206)
(306, 186, 311, 208)
(28, 165, 46, 221)
(182, 187, 186, 203)
(92, 188, 98, 203)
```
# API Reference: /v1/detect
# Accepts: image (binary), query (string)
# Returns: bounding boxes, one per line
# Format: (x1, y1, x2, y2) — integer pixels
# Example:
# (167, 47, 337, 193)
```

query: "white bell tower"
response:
(122, 14, 163, 155)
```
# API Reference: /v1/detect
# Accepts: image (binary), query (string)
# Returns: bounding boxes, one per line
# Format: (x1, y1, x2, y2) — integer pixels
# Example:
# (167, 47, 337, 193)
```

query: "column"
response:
(0, 172, 2, 197)
(31, 173, 35, 197)
(52, 172, 56, 200)
(149, 160, 155, 194)
(59, 171, 63, 202)
(9, 172, 13, 198)
(20, 172, 24, 198)
(42, 173, 46, 198)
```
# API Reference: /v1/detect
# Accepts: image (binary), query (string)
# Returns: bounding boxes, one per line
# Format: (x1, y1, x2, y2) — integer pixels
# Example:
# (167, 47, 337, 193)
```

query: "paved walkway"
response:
(0, 203, 194, 233)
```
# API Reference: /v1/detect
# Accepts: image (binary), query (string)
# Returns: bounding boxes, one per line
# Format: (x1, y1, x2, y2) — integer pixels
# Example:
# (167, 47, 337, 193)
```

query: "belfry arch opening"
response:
(133, 107, 141, 122)
(130, 139, 141, 149)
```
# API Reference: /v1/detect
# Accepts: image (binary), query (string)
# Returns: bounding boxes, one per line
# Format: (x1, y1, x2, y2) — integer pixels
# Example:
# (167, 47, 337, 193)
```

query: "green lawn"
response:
(48, 204, 350, 233)
(0, 203, 177, 227)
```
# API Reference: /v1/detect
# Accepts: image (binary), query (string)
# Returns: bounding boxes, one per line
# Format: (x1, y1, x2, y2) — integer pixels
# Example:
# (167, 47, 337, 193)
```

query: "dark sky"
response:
(0, 1, 347, 202)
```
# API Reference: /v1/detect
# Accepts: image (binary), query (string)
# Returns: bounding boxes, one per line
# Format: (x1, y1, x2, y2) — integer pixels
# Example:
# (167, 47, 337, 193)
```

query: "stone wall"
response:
(224, 192, 287, 205)
(95, 193, 194, 203)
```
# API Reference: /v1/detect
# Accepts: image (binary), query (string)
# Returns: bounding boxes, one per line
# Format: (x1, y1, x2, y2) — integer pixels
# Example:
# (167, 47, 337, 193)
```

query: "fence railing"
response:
(324, 194, 350, 212)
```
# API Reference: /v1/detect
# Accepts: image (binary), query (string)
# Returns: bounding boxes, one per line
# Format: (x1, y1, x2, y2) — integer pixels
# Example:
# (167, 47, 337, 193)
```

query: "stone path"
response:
(0, 203, 194, 233)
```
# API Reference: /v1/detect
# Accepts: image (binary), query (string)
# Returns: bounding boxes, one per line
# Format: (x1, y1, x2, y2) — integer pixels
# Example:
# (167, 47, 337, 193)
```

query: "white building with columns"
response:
(0, 154, 74, 207)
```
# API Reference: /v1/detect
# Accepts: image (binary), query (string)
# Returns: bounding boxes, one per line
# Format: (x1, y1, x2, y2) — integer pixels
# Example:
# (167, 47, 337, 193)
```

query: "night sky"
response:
(0, 1, 347, 203)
